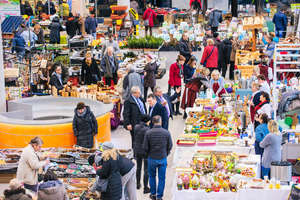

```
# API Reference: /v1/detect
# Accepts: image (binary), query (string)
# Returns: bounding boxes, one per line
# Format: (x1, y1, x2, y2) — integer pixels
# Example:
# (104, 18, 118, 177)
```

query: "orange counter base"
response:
(0, 113, 111, 149)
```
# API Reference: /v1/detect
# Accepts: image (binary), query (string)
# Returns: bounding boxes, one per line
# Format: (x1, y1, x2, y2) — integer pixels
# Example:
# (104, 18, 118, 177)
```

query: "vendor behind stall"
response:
(101, 33, 120, 57)
(81, 51, 101, 85)
(50, 65, 64, 92)
(16, 137, 49, 193)
(209, 70, 226, 98)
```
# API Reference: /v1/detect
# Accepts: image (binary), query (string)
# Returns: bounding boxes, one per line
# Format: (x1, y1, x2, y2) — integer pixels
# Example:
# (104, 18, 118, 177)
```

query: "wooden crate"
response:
(0, 173, 16, 183)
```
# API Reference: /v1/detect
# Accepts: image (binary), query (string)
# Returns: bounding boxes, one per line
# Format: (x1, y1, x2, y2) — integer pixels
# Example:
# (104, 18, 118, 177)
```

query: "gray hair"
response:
(154, 86, 161, 93)
(131, 86, 140, 94)
(30, 137, 43, 145)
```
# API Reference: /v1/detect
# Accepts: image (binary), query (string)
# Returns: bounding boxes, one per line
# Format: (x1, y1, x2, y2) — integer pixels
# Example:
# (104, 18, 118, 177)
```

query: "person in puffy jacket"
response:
(38, 170, 68, 200)
(73, 102, 98, 148)
(66, 13, 78, 38)
(11, 31, 26, 61)
(272, 8, 287, 38)
(208, 9, 222, 33)
(43, 0, 56, 15)
(4, 179, 32, 200)
(24, 1, 34, 16)
(49, 16, 63, 44)
(85, 14, 97, 38)
(35, 0, 44, 16)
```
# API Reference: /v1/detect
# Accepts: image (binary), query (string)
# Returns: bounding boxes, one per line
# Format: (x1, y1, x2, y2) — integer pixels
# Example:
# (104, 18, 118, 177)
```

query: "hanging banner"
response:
(0, 0, 20, 17)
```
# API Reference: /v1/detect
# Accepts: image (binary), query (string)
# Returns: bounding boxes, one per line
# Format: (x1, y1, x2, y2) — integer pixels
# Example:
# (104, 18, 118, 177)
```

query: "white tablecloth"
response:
(172, 186, 291, 200)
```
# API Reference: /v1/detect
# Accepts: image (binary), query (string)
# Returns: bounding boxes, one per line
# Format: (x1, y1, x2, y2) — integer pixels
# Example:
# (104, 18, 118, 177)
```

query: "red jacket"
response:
(168, 62, 182, 87)
(190, 0, 202, 8)
(143, 8, 157, 27)
(201, 45, 218, 68)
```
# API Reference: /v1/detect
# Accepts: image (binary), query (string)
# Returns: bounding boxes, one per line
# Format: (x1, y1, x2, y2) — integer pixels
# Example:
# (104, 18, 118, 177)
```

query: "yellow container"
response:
(0, 113, 111, 149)
(116, 19, 122, 26)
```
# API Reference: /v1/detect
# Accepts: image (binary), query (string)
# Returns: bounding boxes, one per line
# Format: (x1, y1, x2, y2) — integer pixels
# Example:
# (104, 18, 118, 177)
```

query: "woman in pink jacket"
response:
(143, 4, 157, 36)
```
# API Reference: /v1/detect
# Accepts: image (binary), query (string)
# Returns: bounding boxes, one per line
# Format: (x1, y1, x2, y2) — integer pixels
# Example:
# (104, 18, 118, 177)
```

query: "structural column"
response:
(0, 21, 6, 112)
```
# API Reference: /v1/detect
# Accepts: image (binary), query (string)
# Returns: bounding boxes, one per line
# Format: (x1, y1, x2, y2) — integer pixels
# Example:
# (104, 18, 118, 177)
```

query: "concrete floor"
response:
(111, 51, 203, 200)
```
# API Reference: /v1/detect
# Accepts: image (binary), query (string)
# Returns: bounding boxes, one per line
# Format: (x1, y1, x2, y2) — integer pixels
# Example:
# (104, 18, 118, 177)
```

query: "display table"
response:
(172, 186, 291, 200)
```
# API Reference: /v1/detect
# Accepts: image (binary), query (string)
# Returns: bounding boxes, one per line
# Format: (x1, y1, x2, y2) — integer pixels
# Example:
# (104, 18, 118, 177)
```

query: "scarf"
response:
(77, 107, 87, 117)
(254, 100, 268, 113)
(177, 63, 183, 77)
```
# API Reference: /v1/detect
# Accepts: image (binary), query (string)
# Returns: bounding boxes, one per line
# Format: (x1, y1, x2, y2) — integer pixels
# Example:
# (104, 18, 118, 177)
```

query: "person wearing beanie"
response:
(73, 102, 98, 148)
(4, 179, 32, 200)
(133, 114, 151, 193)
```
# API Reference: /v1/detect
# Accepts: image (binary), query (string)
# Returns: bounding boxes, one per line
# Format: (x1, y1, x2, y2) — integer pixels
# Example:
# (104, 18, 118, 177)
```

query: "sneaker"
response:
(183, 112, 187, 119)
(176, 111, 182, 115)
(150, 194, 156, 200)
(144, 187, 150, 194)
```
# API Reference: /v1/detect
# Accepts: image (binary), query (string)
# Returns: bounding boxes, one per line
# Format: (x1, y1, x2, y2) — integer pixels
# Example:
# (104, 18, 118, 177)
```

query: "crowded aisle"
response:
(1, 0, 300, 199)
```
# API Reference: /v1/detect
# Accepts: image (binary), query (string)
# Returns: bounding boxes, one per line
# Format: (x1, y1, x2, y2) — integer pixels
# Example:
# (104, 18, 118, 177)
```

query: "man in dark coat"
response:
(178, 33, 192, 64)
(101, 46, 119, 86)
(43, 0, 56, 15)
(134, 115, 151, 193)
(73, 102, 98, 148)
(123, 86, 147, 148)
(50, 65, 64, 92)
(147, 94, 168, 130)
(49, 17, 63, 44)
(143, 115, 172, 200)
(66, 13, 78, 39)
(85, 14, 97, 38)
(219, 37, 232, 78)
(24, 1, 34, 16)
(154, 86, 181, 129)
(272, 8, 287, 38)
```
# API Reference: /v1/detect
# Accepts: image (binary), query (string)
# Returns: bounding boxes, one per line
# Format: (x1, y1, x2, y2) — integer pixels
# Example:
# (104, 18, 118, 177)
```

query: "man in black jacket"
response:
(123, 86, 147, 148)
(143, 115, 172, 200)
(147, 94, 168, 130)
(179, 33, 192, 64)
(50, 65, 64, 92)
(133, 114, 151, 193)
(154, 86, 181, 129)
(72, 102, 98, 148)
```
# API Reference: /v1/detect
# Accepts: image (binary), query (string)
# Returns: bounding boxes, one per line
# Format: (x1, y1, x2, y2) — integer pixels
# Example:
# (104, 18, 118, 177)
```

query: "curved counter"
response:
(0, 96, 113, 148)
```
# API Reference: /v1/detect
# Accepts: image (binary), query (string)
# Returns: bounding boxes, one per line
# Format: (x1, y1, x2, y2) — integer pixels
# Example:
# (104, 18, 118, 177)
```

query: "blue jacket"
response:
(149, 102, 169, 130)
(183, 64, 195, 84)
(155, 93, 180, 119)
(85, 17, 97, 34)
(12, 34, 25, 53)
(272, 11, 287, 31)
(255, 123, 269, 142)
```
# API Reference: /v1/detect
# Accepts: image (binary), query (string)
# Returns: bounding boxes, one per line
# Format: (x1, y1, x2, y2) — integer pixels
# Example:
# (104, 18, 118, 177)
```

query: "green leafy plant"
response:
(126, 36, 164, 49)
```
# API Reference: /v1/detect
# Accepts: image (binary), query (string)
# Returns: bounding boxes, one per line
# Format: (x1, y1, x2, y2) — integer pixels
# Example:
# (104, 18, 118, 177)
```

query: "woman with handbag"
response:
(96, 143, 122, 200)
(143, 4, 157, 36)
(168, 55, 185, 115)
(200, 39, 218, 74)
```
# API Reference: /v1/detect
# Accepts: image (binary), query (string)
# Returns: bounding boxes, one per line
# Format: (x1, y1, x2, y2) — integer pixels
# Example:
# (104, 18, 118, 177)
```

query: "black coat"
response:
(97, 157, 122, 200)
(66, 17, 78, 38)
(36, 1, 44, 15)
(149, 102, 169, 130)
(134, 122, 150, 157)
(49, 18, 63, 44)
(118, 154, 134, 176)
(24, 4, 34, 16)
(183, 64, 195, 84)
(123, 95, 146, 129)
(73, 106, 98, 148)
(221, 39, 232, 66)
(4, 188, 32, 200)
(50, 73, 63, 91)
(179, 38, 192, 62)
(144, 62, 157, 88)
(35, 29, 45, 44)
(43, 1, 56, 15)
(81, 58, 101, 85)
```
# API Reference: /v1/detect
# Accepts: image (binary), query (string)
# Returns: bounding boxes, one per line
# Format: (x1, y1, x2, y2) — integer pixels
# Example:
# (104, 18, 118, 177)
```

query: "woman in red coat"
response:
(168, 55, 185, 115)
(143, 4, 157, 36)
(200, 39, 218, 73)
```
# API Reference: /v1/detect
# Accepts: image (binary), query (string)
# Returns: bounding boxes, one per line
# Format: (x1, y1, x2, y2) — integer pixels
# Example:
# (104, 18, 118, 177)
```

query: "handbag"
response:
(203, 46, 215, 67)
(95, 177, 109, 192)
(144, 11, 152, 26)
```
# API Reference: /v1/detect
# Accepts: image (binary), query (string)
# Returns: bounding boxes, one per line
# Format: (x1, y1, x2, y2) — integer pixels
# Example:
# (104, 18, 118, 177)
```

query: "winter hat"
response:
(102, 142, 114, 150)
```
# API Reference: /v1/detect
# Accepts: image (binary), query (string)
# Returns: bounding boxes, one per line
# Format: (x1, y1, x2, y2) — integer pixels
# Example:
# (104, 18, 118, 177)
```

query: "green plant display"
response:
(127, 36, 164, 49)
(54, 55, 70, 66)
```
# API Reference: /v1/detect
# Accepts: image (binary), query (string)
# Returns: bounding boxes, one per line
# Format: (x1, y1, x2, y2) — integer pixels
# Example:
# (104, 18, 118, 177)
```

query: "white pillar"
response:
(0, 20, 6, 112)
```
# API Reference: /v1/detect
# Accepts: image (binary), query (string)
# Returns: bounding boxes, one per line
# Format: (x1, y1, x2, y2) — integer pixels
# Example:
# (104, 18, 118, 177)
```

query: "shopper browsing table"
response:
(260, 120, 282, 178)
(254, 113, 270, 158)
(16, 137, 49, 193)
(4, 179, 32, 200)
(73, 102, 98, 148)
(123, 86, 147, 148)
(209, 70, 226, 98)
(143, 116, 173, 200)
(147, 94, 169, 130)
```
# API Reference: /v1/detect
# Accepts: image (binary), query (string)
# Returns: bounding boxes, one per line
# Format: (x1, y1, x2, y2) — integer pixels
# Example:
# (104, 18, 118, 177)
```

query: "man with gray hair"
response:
(123, 86, 147, 148)
(123, 65, 144, 100)
(101, 46, 119, 86)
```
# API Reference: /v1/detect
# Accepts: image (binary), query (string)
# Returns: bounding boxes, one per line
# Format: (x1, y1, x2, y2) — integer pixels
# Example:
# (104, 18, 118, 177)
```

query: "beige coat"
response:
(16, 145, 46, 185)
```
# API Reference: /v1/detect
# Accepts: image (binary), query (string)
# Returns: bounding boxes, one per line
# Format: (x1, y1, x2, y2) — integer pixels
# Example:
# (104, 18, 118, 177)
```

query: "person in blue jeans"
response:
(143, 115, 173, 200)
